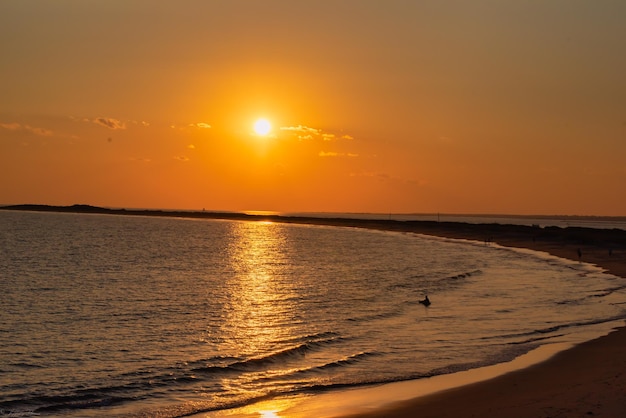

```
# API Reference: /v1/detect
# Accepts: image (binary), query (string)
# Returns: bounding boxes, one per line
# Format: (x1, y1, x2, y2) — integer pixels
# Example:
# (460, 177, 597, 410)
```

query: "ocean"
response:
(1, 210, 625, 417)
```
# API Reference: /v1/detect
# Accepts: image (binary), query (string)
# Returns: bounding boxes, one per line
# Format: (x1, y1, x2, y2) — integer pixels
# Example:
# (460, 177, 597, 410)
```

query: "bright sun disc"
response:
(253, 118, 271, 136)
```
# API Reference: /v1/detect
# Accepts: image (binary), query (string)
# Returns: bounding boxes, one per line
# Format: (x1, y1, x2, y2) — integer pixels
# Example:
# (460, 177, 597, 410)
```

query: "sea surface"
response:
(1, 211, 626, 417)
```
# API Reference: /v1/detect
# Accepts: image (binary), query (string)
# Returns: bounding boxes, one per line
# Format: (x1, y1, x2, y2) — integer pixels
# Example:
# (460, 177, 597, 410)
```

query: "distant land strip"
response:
(2, 204, 626, 274)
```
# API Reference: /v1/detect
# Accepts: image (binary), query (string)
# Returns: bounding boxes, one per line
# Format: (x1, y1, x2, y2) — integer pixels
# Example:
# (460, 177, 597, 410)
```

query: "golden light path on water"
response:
(227, 221, 284, 349)
(216, 221, 322, 418)
(222, 221, 302, 393)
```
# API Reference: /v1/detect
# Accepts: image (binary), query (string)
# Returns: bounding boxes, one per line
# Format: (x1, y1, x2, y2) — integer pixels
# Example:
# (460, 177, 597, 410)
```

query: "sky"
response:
(1, 0, 625, 215)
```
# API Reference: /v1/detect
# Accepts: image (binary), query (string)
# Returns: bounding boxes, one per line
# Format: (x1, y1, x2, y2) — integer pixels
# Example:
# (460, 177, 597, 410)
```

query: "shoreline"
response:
(341, 327, 626, 417)
(334, 232, 626, 417)
(4, 204, 626, 417)
(340, 325, 626, 418)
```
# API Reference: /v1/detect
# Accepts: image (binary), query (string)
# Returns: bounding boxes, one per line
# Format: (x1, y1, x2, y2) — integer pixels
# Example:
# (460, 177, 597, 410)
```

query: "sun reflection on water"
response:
(224, 221, 298, 355)
(235, 397, 301, 418)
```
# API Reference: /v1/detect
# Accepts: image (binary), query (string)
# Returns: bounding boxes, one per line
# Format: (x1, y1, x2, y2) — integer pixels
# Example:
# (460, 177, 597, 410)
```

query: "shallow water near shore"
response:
(2, 210, 626, 417)
(196, 340, 581, 418)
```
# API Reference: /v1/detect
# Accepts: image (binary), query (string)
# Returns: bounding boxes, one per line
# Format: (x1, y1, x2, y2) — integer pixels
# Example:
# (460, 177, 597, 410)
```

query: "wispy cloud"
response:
(281, 125, 320, 135)
(280, 125, 358, 158)
(0, 122, 21, 131)
(94, 117, 126, 130)
(319, 151, 359, 158)
(29, 126, 53, 136)
(280, 125, 352, 142)
(174, 156, 190, 162)
(73, 116, 148, 129)
(170, 122, 212, 131)
(0, 122, 53, 136)
(129, 157, 152, 163)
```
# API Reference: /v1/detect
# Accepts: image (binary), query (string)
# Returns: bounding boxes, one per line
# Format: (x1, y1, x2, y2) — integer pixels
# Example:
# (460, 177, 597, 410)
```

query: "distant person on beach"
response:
(577, 248, 582, 260)
(419, 295, 431, 306)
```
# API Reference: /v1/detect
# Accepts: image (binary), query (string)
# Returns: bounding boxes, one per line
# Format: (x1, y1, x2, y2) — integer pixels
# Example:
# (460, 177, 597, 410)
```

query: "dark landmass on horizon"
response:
(2, 204, 625, 242)
(3, 204, 625, 222)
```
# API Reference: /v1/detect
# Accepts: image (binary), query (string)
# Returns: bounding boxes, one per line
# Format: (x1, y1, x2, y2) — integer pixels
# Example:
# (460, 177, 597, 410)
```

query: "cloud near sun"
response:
(279, 125, 353, 142)
(277, 125, 358, 159)
(319, 151, 359, 158)
(168, 122, 212, 130)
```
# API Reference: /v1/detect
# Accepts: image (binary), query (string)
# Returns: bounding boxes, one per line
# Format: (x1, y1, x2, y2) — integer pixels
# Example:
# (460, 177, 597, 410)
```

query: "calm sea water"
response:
(1, 211, 625, 417)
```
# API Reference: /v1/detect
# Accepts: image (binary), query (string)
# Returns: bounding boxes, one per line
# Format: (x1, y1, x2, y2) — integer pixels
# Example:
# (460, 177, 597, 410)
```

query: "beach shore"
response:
(3, 205, 626, 417)
(341, 325, 626, 417)
(335, 220, 626, 417)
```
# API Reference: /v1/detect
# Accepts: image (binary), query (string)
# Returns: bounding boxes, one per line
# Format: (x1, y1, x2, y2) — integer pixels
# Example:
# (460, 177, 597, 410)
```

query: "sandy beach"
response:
(343, 328, 626, 417)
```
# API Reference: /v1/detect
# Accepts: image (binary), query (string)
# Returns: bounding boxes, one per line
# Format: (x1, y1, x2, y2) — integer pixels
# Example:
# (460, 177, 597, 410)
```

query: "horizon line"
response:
(1, 203, 625, 220)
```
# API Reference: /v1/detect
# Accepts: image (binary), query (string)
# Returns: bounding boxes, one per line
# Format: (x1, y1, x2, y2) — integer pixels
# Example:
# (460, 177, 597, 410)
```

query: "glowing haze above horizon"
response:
(1, 1, 625, 216)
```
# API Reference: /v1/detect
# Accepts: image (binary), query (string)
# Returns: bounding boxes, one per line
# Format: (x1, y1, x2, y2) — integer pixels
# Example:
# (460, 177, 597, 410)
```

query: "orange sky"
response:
(1, 1, 625, 215)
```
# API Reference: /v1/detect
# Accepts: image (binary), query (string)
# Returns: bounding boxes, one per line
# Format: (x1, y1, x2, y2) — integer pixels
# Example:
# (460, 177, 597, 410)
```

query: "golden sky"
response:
(1, 1, 625, 215)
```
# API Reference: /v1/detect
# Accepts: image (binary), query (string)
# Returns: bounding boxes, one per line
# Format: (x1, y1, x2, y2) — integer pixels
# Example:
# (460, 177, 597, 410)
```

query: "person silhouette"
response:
(419, 295, 431, 307)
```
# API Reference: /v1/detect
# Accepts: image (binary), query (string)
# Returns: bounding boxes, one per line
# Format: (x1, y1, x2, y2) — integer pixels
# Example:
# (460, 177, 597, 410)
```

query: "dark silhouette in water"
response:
(419, 295, 431, 307)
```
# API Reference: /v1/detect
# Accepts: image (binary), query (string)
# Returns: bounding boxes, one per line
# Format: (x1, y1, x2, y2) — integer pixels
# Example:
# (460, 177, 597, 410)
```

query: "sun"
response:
(253, 118, 272, 136)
